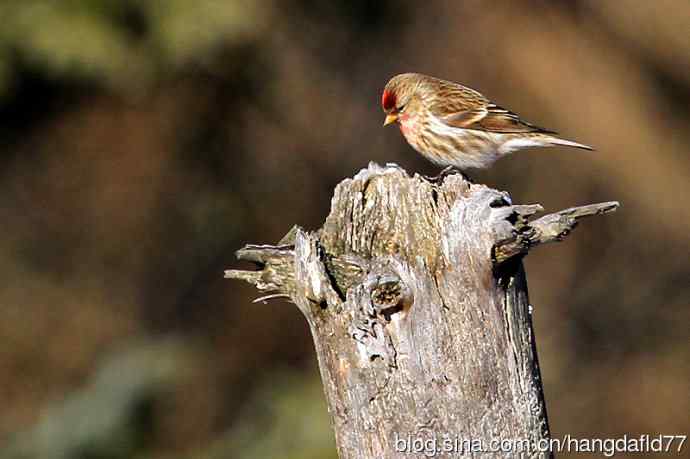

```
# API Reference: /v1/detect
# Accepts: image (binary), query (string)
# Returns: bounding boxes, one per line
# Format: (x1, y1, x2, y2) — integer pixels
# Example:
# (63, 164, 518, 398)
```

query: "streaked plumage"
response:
(382, 73, 592, 170)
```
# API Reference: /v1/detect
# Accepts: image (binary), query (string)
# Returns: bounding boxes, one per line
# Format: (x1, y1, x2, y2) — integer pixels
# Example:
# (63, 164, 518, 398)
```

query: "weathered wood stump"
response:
(226, 163, 618, 458)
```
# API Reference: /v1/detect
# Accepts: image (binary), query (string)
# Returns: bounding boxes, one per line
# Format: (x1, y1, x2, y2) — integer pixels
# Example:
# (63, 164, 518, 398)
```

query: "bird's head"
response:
(381, 73, 423, 126)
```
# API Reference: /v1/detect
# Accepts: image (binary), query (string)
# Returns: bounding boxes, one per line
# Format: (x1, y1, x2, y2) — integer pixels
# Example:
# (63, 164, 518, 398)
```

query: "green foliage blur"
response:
(0, 1, 688, 458)
(0, 0, 261, 96)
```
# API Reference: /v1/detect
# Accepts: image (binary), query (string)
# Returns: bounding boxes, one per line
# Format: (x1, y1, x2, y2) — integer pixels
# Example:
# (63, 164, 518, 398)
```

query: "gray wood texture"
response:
(226, 163, 618, 458)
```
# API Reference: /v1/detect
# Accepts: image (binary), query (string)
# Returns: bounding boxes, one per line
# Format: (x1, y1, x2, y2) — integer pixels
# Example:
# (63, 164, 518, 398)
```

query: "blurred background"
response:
(0, 1, 688, 458)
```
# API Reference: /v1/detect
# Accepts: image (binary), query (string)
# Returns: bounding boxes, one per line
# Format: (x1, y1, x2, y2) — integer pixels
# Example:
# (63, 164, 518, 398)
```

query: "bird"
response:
(381, 73, 592, 172)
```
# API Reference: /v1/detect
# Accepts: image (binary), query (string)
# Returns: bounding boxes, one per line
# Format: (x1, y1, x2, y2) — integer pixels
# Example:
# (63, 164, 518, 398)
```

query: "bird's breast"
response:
(398, 114, 416, 136)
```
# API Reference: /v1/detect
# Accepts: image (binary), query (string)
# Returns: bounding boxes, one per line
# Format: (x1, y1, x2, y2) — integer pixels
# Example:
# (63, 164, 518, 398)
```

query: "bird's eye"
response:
(397, 104, 406, 113)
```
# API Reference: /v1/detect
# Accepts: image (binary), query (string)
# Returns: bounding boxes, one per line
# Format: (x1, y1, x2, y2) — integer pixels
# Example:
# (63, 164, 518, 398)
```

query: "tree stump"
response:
(226, 163, 618, 458)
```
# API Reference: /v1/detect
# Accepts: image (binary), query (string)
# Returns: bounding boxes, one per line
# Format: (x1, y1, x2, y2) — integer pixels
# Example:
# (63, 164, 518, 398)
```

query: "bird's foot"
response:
(423, 166, 473, 184)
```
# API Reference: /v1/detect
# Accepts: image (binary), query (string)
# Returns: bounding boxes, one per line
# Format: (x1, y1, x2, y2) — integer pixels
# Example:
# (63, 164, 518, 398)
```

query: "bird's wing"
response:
(429, 81, 556, 134)
(442, 104, 556, 134)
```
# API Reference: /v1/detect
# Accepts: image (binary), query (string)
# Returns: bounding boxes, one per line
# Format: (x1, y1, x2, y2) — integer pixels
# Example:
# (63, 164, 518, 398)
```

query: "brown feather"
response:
(424, 77, 556, 134)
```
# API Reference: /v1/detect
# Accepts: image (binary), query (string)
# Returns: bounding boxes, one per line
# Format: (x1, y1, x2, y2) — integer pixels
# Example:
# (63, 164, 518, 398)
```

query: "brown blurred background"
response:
(0, 1, 688, 458)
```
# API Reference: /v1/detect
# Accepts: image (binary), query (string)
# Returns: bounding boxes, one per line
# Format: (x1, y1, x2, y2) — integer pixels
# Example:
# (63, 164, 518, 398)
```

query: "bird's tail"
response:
(543, 135, 594, 151)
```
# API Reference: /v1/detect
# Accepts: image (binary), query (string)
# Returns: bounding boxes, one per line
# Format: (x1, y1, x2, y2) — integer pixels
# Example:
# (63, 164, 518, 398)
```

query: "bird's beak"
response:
(383, 113, 398, 126)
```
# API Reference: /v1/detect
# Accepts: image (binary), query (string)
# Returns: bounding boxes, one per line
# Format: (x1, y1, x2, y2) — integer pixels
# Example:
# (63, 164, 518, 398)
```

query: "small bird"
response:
(382, 73, 592, 171)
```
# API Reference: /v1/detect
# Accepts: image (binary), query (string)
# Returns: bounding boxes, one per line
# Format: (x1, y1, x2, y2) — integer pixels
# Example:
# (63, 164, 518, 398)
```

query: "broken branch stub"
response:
(225, 162, 618, 459)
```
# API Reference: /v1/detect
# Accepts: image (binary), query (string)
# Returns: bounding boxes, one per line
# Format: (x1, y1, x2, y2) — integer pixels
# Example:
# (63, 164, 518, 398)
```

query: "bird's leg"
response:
(423, 165, 456, 182)
(423, 166, 473, 184)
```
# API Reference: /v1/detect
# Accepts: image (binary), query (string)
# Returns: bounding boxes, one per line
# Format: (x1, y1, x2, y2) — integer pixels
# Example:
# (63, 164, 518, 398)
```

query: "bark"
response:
(226, 163, 619, 459)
